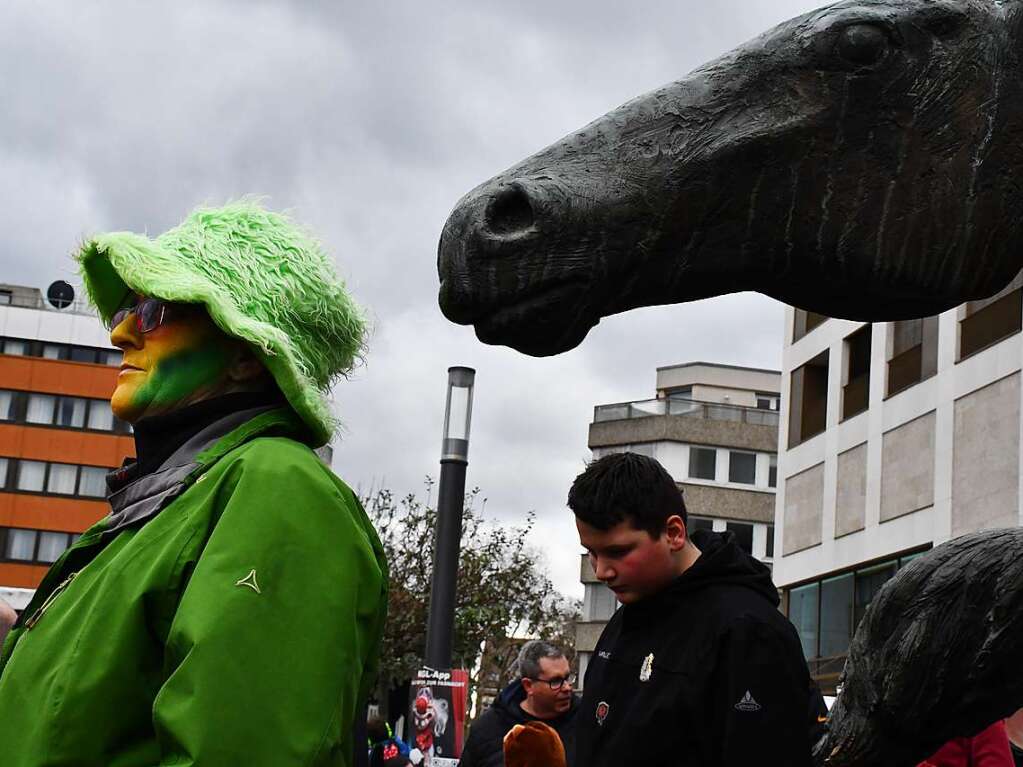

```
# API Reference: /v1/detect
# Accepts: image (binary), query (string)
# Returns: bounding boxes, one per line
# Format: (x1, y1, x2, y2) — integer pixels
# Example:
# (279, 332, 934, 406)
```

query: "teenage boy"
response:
(568, 452, 821, 766)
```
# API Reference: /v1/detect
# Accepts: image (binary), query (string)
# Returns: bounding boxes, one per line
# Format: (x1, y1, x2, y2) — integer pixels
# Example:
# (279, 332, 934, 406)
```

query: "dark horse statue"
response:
(439, 0, 1023, 358)
(438, 2, 1023, 765)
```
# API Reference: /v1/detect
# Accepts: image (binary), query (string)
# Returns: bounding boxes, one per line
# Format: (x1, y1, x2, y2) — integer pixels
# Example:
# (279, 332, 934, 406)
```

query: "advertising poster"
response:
(408, 667, 469, 767)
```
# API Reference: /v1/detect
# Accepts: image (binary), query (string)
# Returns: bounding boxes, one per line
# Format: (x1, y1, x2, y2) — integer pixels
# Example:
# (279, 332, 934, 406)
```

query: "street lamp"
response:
(424, 366, 475, 669)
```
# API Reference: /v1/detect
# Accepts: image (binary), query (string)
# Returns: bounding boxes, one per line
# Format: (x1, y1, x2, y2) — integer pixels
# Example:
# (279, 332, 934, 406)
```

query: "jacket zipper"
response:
(25, 571, 79, 630)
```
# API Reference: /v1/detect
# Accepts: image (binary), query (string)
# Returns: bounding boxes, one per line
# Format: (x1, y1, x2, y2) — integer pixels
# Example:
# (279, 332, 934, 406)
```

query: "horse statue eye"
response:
(836, 23, 890, 66)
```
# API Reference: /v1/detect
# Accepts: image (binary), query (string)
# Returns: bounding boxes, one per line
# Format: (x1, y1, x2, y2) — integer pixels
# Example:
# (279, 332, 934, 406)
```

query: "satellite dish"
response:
(47, 281, 75, 310)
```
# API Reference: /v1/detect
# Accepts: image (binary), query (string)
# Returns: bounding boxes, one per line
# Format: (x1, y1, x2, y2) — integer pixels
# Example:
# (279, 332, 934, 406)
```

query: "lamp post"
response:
(424, 366, 475, 670)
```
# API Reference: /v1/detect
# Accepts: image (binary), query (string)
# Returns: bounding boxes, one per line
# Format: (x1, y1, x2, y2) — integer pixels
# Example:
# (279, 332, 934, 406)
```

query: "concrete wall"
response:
(589, 412, 778, 453)
(952, 373, 1020, 535)
(880, 412, 936, 522)
(681, 482, 775, 523)
(656, 362, 780, 398)
(783, 463, 824, 555)
(835, 443, 866, 537)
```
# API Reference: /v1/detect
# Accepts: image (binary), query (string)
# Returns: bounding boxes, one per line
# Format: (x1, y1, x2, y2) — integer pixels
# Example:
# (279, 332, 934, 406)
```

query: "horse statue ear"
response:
(503, 721, 566, 767)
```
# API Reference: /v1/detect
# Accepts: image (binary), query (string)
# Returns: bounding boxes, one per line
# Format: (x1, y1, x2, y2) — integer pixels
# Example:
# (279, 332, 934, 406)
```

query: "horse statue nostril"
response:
(485, 186, 535, 236)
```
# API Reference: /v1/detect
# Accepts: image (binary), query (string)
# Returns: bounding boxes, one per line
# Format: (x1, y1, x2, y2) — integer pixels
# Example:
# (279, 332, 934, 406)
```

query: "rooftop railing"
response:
(593, 397, 780, 426)
(0, 292, 97, 317)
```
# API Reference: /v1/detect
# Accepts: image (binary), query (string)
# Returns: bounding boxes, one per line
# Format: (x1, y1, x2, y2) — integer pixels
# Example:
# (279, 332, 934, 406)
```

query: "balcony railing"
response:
(593, 397, 779, 426)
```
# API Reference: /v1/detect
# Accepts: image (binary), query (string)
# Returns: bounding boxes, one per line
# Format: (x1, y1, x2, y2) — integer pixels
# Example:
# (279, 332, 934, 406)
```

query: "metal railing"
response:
(593, 397, 779, 426)
(0, 292, 97, 317)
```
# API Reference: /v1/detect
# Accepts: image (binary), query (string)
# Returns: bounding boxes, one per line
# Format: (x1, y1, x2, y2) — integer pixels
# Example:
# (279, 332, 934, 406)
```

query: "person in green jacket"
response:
(0, 201, 388, 767)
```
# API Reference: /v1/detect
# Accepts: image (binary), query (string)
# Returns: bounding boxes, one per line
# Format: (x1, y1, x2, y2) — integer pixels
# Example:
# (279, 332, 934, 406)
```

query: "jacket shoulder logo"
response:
(734, 690, 761, 712)
(595, 701, 610, 726)
(639, 652, 654, 682)
(597, 650, 611, 660)
(235, 569, 261, 594)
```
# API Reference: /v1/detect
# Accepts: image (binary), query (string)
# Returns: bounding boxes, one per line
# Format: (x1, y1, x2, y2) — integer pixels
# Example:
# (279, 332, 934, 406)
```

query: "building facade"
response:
(576, 362, 781, 688)
(775, 271, 1023, 692)
(0, 284, 131, 612)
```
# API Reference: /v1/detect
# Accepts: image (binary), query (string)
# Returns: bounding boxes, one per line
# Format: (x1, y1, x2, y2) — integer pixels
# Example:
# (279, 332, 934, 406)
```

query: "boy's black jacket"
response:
(575, 529, 821, 767)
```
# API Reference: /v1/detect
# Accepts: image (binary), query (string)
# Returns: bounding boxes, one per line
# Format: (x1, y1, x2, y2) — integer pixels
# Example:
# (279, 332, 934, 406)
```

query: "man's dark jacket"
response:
(575, 529, 821, 767)
(460, 679, 578, 767)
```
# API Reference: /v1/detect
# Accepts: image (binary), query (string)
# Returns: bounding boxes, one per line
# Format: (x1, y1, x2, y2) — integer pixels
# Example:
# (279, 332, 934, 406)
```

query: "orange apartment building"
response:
(0, 283, 133, 612)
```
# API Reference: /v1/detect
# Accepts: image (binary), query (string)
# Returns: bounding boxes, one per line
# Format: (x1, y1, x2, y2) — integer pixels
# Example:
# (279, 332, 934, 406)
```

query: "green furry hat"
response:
(77, 201, 366, 447)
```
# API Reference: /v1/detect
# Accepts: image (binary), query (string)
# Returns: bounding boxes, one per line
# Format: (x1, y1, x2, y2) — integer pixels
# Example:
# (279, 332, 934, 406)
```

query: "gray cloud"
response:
(1, 0, 823, 597)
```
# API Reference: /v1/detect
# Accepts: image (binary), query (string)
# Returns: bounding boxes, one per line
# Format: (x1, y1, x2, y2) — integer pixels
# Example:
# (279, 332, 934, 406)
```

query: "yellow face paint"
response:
(110, 302, 237, 423)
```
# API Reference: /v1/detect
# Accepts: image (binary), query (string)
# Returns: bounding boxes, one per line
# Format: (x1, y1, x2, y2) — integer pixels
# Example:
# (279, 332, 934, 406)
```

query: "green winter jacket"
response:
(0, 407, 388, 767)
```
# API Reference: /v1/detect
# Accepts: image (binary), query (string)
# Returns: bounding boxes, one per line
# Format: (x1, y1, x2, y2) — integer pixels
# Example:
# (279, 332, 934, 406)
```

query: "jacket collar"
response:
(103, 406, 306, 535)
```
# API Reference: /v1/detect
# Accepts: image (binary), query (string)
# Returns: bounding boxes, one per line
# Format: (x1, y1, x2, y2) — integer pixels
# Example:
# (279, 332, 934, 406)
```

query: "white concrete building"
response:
(775, 272, 1023, 692)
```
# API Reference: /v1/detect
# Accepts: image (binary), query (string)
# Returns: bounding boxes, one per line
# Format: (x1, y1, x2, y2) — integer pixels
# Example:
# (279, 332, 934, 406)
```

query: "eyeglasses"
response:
(108, 297, 170, 333)
(529, 675, 575, 690)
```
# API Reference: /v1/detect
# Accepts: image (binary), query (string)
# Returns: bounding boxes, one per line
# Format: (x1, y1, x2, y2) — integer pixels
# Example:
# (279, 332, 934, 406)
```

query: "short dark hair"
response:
(515, 640, 566, 680)
(568, 452, 687, 538)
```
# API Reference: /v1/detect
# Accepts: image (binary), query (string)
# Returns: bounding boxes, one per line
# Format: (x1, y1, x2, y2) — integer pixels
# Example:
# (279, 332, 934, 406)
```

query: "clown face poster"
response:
(408, 668, 468, 766)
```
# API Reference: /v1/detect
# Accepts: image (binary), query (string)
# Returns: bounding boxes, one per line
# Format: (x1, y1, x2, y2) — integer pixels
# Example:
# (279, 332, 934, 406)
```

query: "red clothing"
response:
(919, 721, 1014, 767)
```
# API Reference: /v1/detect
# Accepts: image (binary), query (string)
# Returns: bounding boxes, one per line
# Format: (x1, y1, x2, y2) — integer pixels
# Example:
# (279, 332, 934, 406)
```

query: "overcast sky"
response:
(1, 0, 825, 599)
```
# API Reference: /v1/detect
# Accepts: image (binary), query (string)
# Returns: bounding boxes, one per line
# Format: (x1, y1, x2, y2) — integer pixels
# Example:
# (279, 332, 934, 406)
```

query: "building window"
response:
(0, 390, 13, 421)
(765, 525, 774, 558)
(789, 351, 829, 447)
(25, 394, 55, 425)
(888, 316, 939, 396)
(77, 466, 108, 498)
(46, 463, 78, 495)
(42, 344, 66, 360)
(16, 460, 46, 492)
(842, 325, 871, 420)
(102, 349, 122, 366)
(666, 386, 692, 400)
(959, 269, 1023, 360)
(688, 516, 714, 534)
(853, 561, 897, 628)
(2, 339, 28, 355)
(756, 393, 779, 411)
(688, 447, 716, 480)
(627, 443, 655, 458)
(728, 451, 756, 484)
(726, 522, 753, 555)
(788, 582, 820, 660)
(37, 531, 70, 563)
(820, 573, 854, 659)
(87, 400, 115, 431)
(0, 527, 75, 564)
(0, 290, 11, 306)
(793, 310, 828, 342)
(4, 528, 36, 560)
(55, 397, 88, 428)
(768, 455, 778, 488)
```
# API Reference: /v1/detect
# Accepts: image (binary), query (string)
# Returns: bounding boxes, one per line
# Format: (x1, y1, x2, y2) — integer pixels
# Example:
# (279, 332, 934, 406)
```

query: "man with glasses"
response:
(0, 202, 387, 767)
(460, 640, 578, 767)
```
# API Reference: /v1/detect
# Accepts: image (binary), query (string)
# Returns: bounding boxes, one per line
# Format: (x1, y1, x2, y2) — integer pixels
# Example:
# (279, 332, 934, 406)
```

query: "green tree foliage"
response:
(363, 481, 581, 708)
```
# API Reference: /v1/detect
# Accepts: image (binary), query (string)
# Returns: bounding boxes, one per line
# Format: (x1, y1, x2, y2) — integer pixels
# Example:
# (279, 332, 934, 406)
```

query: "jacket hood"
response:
(76, 200, 367, 447)
(661, 529, 779, 607)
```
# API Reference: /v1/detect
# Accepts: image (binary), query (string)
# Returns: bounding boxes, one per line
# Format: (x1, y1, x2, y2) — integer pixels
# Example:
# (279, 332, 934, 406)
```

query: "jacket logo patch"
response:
(597, 650, 611, 660)
(734, 690, 761, 712)
(235, 569, 261, 594)
(595, 701, 610, 726)
(639, 653, 654, 682)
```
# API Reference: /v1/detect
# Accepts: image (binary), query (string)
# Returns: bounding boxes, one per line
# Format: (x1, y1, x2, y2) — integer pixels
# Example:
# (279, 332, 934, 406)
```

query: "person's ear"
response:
(664, 514, 688, 552)
(521, 678, 533, 696)
(226, 344, 267, 383)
